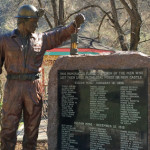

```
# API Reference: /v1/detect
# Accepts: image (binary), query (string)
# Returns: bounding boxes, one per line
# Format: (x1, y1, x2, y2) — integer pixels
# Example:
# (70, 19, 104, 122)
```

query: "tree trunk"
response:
(110, 0, 128, 51)
(38, 0, 53, 28)
(51, 0, 59, 27)
(119, 0, 142, 51)
(130, 17, 142, 51)
(59, 0, 64, 25)
(129, 1, 142, 51)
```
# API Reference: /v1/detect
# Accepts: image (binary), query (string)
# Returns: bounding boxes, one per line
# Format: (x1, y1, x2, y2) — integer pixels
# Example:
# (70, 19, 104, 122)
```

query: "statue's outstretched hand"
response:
(74, 13, 85, 28)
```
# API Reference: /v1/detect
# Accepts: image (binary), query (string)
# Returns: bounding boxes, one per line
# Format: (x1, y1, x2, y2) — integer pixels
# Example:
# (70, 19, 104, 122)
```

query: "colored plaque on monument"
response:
(58, 68, 148, 150)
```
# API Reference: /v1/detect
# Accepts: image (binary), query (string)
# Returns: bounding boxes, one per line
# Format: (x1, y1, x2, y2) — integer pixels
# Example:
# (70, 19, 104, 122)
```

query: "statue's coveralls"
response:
(0, 23, 75, 150)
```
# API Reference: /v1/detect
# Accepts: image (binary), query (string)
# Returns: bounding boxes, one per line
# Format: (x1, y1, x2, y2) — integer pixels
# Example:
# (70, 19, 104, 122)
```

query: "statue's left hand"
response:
(74, 13, 85, 28)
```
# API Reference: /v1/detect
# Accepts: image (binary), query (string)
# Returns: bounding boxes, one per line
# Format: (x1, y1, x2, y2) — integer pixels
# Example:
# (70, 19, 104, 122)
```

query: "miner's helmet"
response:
(15, 5, 44, 19)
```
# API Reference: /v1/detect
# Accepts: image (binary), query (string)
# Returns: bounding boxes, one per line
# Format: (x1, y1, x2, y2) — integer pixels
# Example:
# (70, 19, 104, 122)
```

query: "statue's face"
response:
(24, 18, 38, 34)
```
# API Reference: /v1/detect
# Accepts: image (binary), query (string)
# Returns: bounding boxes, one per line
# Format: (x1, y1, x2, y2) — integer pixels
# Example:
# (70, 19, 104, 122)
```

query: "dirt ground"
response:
(15, 141, 48, 150)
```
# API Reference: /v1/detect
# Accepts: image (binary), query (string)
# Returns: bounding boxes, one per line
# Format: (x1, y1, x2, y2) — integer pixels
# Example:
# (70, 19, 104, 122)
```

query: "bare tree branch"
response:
(129, 0, 138, 9)
(111, 37, 120, 48)
(121, 18, 129, 28)
(64, 5, 114, 23)
(51, 0, 58, 27)
(96, 6, 127, 47)
(97, 7, 125, 41)
(120, 0, 142, 51)
(44, 14, 53, 29)
(110, 0, 118, 22)
(119, 0, 132, 16)
(37, 0, 42, 6)
(139, 39, 150, 44)
(107, 19, 115, 28)
(12, 0, 24, 11)
(38, 0, 53, 28)
(97, 14, 107, 39)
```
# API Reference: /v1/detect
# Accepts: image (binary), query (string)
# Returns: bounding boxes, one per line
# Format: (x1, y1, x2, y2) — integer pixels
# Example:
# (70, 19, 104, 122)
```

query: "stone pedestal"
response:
(48, 52, 150, 150)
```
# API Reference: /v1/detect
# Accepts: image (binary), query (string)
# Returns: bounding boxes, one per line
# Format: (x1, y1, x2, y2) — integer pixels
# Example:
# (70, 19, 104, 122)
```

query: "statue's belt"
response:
(7, 73, 40, 80)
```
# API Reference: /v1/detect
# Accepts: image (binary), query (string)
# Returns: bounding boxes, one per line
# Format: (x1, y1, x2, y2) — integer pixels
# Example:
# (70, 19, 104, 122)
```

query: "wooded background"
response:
(0, 0, 149, 53)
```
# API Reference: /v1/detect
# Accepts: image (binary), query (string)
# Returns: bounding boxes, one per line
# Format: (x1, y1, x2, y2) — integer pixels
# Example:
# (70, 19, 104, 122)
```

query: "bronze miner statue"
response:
(0, 4, 85, 150)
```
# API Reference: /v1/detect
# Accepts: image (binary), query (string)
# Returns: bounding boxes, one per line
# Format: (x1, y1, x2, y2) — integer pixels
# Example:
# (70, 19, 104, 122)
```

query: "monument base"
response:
(48, 52, 150, 150)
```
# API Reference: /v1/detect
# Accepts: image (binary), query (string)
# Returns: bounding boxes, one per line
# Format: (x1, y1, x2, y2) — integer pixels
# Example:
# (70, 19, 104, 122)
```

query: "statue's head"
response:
(15, 5, 44, 34)
(15, 5, 42, 19)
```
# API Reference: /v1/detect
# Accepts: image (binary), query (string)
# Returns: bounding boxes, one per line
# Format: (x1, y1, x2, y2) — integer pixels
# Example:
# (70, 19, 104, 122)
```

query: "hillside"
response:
(0, 0, 149, 53)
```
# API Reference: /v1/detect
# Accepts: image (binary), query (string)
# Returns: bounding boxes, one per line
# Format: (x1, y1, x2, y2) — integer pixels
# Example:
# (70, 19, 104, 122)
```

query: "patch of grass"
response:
(0, 101, 2, 109)
(18, 122, 24, 129)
